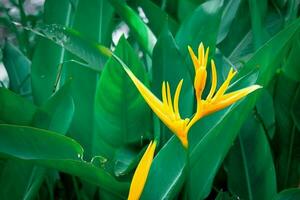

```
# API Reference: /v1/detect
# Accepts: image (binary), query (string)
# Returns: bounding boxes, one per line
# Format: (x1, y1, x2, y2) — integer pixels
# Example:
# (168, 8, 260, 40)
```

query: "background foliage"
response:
(0, 0, 300, 199)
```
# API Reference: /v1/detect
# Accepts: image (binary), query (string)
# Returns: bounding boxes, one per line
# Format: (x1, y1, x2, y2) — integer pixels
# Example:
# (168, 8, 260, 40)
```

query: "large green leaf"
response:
(255, 89, 276, 139)
(24, 83, 75, 200)
(248, 0, 268, 49)
(186, 18, 300, 199)
(282, 34, 300, 81)
(62, 0, 114, 158)
(2, 42, 31, 97)
(291, 86, 300, 130)
(225, 114, 277, 200)
(0, 160, 36, 200)
(0, 124, 129, 198)
(274, 74, 300, 189)
(177, 0, 205, 22)
(31, 0, 77, 105)
(0, 88, 36, 200)
(32, 82, 74, 133)
(141, 137, 187, 200)
(0, 83, 75, 200)
(217, 0, 241, 43)
(94, 36, 151, 172)
(108, 0, 156, 55)
(218, 0, 252, 56)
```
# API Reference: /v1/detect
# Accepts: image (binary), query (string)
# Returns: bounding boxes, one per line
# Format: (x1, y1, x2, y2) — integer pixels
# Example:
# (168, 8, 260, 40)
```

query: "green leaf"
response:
(248, 0, 269, 49)
(108, 0, 156, 55)
(62, 0, 114, 159)
(33, 82, 75, 134)
(141, 138, 187, 200)
(225, 114, 277, 200)
(0, 88, 36, 125)
(255, 89, 275, 139)
(274, 188, 300, 200)
(31, 0, 78, 105)
(0, 83, 75, 200)
(291, 86, 300, 130)
(217, 0, 241, 43)
(0, 124, 129, 198)
(282, 34, 300, 81)
(177, 0, 204, 22)
(274, 74, 300, 189)
(0, 160, 36, 200)
(2, 42, 31, 97)
(113, 145, 146, 177)
(94, 36, 151, 170)
(218, 0, 252, 57)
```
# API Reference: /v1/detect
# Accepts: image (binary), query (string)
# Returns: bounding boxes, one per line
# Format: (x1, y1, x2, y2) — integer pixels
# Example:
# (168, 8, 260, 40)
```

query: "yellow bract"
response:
(124, 42, 261, 200)
(123, 42, 261, 148)
(128, 141, 157, 200)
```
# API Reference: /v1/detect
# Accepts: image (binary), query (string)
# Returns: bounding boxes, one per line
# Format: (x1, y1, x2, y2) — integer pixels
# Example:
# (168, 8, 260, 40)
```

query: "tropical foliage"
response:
(0, 0, 299, 199)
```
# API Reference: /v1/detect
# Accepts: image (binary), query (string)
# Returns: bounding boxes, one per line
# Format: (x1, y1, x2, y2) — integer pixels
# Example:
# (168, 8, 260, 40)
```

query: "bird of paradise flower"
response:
(114, 43, 261, 200)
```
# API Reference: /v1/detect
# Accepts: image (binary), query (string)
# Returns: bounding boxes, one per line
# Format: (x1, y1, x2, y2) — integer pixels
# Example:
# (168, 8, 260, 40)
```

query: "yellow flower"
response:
(122, 43, 261, 148)
(186, 43, 261, 129)
(123, 42, 261, 200)
(128, 140, 156, 200)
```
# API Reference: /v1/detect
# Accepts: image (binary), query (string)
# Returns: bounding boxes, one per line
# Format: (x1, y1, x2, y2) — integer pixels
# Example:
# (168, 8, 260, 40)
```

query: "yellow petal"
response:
(203, 85, 262, 116)
(198, 43, 204, 66)
(123, 66, 174, 130)
(162, 81, 168, 109)
(194, 68, 207, 100)
(173, 79, 184, 119)
(188, 46, 199, 71)
(206, 59, 217, 100)
(213, 68, 237, 101)
(128, 141, 157, 200)
(166, 82, 174, 114)
(204, 47, 210, 68)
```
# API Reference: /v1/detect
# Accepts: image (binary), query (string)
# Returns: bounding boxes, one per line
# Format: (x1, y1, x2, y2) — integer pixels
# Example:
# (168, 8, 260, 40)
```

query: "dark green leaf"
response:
(274, 188, 300, 200)
(255, 89, 275, 139)
(274, 74, 300, 189)
(217, 0, 241, 43)
(291, 86, 300, 130)
(0, 124, 129, 198)
(141, 138, 187, 199)
(282, 34, 300, 81)
(0, 88, 36, 125)
(94, 36, 151, 169)
(62, 0, 114, 159)
(31, 0, 78, 105)
(2, 42, 31, 97)
(248, 0, 269, 49)
(225, 114, 277, 200)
